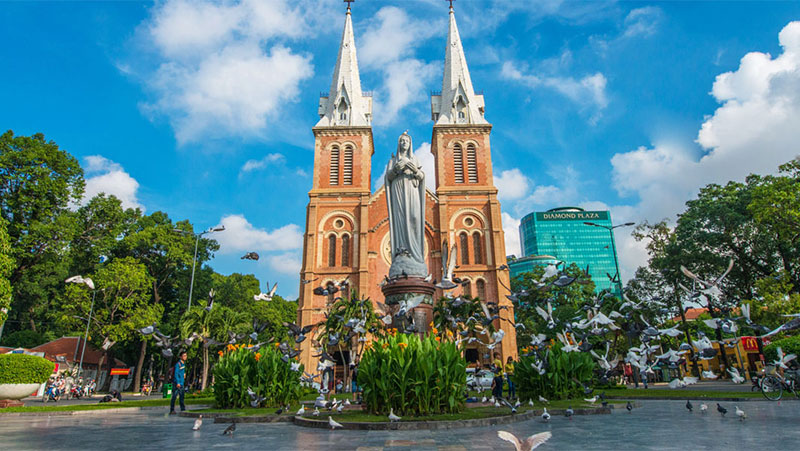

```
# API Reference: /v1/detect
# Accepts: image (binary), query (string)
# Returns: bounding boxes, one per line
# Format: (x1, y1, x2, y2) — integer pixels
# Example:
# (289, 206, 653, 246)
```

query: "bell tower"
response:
(430, 4, 517, 360)
(297, 5, 373, 370)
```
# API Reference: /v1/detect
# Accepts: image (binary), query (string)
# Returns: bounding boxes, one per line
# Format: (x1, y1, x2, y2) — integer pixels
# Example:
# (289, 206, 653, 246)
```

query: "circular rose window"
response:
(463, 217, 474, 227)
(334, 219, 344, 229)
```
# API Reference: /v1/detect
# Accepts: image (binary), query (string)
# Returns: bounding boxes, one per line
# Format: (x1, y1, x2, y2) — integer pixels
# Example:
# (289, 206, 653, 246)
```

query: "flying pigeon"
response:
(728, 368, 745, 384)
(254, 282, 278, 302)
(435, 242, 459, 290)
(497, 431, 552, 451)
(240, 252, 259, 260)
(222, 422, 236, 436)
(65, 275, 95, 290)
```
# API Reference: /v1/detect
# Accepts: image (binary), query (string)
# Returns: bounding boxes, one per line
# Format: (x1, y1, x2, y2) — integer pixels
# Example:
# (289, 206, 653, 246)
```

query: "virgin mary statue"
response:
(385, 132, 427, 278)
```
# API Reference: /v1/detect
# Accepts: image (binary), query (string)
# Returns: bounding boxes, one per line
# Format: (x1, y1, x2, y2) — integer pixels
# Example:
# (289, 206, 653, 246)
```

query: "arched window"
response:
(456, 96, 467, 123)
(453, 143, 464, 183)
(343, 145, 353, 185)
(460, 232, 470, 265)
(476, 279, 486, 301)
(341, 234, 351, 266)
(337, 98, 348, 123)
(463, 280, 472, 297)
(328, 234, 337, 267)
(472, 232, 483, 264)
(466, 143, 478, 183)
(330, 146, 340, 185)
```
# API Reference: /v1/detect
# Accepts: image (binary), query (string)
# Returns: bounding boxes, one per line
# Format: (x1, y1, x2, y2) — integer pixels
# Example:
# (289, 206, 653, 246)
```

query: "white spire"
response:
(316, 8, 372, 127)
(431, 6, 487, 126)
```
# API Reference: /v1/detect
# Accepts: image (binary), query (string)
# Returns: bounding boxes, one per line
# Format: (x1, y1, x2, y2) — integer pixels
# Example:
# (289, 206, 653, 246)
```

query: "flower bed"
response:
(358, 332, 466, 416)
(212, 344, 303, 409)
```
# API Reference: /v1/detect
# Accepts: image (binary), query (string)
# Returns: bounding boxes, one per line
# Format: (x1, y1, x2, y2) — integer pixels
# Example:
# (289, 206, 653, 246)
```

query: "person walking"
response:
(169, 351, 187, 414)
(505, 357, 516, 400)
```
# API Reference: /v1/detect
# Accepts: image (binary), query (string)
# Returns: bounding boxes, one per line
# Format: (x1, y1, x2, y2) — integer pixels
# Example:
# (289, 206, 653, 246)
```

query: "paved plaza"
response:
(1, 400, 796, 450)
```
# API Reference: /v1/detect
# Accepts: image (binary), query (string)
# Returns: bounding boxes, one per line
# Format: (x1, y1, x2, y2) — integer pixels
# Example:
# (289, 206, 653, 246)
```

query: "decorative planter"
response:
(0, 383, 40, 408)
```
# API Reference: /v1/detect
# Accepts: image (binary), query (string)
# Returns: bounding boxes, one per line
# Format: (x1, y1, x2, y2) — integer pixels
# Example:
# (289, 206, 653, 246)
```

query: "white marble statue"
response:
(385, 132, 427, 278)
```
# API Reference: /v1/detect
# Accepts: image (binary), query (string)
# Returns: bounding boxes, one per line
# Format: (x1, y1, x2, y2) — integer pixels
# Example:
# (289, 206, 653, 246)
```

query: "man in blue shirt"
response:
(169, 351, 187, 414)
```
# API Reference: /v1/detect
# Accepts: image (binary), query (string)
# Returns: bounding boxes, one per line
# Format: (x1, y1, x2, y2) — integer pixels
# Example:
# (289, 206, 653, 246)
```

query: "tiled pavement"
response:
(1, 400, 797, 450)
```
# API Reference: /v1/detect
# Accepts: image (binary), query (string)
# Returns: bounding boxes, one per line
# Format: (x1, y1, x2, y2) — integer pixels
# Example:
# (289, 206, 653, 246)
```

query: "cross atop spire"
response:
(430, 4, 487, 125)
(446, 0, 455, 11)
(317, 6, 372, 127)
(344, 0, 354, 12)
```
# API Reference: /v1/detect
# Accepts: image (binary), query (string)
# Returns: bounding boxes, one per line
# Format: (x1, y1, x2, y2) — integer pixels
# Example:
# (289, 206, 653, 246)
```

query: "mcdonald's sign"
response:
(741, 336, 759, 352)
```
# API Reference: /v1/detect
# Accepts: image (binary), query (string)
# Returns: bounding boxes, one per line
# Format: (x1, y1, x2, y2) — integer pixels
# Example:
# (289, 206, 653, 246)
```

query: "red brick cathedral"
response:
(297, 5, 517, 371)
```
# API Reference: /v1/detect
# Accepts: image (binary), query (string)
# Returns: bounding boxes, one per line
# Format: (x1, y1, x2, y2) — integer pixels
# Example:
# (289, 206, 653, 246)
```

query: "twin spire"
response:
(317, 5, 485, 128)
(316, 7, 372, 127)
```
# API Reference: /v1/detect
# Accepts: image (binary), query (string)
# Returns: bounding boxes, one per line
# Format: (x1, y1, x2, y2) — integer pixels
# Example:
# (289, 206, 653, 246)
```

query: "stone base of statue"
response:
(382, 277, 436, 335)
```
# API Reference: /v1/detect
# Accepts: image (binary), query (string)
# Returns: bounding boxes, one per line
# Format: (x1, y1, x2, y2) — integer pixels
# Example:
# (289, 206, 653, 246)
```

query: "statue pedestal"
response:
(382, 277, 436, 334)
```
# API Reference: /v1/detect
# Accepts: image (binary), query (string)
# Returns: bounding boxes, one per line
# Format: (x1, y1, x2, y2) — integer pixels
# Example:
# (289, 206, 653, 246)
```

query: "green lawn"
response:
(602, 389, 764, 399)
(0, 397, 214, 414)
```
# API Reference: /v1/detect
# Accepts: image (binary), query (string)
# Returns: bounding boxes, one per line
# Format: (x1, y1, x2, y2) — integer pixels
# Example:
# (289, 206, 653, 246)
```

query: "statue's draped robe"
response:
(385, 135, 427, 277)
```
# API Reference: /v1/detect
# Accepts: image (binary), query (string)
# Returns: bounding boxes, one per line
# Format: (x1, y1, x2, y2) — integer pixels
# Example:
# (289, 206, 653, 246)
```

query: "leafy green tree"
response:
(748, 159, 800, 291)
(1, 131, 83, 332)
(118, 213, 217, 391)
(0, 330, 45, 348)
(0, 217, 13, 330)
(58, 257, 161, 390)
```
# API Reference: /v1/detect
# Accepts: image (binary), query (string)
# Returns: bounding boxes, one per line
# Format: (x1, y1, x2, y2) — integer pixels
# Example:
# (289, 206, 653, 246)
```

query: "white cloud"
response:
(501, 61, 608, 119)
(494, 169, 531, 201)
(622, 7, 662, 38)
(612, 21, 800, 222)
(266, 252, 302, 276)
(606, 21, 800, 278)
(501, 212, 521, 258)
(359, 7, 436, 70)
(240, 153, 285, 173)
(132, 0, 327, 144)
(360, 6, 439, 126)
(374, 59, 439, 126)
(215, 214, 302, 254)
(82, 156, 144, 211)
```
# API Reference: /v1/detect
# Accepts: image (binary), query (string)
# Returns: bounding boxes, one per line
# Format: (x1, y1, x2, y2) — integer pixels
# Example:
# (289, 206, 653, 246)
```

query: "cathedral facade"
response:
(296, 6, 517, 372)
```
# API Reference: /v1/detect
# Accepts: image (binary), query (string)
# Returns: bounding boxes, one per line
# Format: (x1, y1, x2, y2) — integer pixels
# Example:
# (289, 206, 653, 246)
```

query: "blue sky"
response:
(2, 1, 799, 299)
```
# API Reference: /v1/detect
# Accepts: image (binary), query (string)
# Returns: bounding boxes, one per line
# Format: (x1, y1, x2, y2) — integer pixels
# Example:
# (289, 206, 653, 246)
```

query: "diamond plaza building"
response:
(509, 207, 621, 295)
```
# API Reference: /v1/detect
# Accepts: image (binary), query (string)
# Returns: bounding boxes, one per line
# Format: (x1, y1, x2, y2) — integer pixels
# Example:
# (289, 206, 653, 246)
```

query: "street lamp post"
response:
(66, 276, 96, 378)
(583, 221, 635, 296)
(174, 225, 225, 310)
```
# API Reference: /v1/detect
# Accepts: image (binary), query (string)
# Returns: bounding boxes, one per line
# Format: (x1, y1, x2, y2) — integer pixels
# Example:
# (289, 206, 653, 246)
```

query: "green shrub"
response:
(358, 333, 466, 416)
(514, 346, 594, 400)
(0, 354, 55, 384)
(212, 344, 303, 409)
(763, 336, 800, 363)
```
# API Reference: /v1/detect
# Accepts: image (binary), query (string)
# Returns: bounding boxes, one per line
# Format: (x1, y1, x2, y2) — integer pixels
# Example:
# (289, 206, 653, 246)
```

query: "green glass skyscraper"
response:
(510, 207, 621, 295)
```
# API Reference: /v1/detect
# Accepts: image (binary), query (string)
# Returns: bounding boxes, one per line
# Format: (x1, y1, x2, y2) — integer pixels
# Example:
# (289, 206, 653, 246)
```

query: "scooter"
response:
(70, 385, 83, 400)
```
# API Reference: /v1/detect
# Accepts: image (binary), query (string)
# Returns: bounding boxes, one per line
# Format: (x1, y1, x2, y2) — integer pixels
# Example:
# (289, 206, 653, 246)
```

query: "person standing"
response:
(491, 352, 504, 399)
(169, 351, 187, 414)
(505, 357, 516, 400)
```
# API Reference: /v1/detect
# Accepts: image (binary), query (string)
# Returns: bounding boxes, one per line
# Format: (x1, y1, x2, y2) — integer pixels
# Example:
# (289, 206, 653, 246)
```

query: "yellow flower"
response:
(274, 342, 280, 348)
(446, 329, 454, 337)
(429, 321, 434, 327)
(398, 342, 408, 350)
